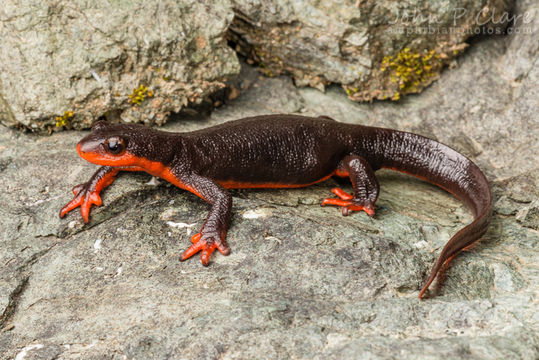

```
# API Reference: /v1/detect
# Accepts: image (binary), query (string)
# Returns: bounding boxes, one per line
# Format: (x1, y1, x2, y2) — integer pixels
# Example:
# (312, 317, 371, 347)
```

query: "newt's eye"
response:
(105, 136, 126, 155)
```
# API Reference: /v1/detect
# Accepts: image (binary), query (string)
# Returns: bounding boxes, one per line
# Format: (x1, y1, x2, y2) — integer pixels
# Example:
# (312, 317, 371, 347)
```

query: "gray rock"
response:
(0, 0, 515, 133)
(228, 0, 512, 100)
(0, 1, 537, 359)
(0, 0, 240, 132)
(516, 200, 539, 230)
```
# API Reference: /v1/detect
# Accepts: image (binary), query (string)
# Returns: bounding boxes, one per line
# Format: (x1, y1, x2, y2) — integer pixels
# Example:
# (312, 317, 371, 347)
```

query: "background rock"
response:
(228, 0, 511, 100)
(0, 0, 514, 132)
(0, 0, 240, 132)
(0, 0, 538, 359)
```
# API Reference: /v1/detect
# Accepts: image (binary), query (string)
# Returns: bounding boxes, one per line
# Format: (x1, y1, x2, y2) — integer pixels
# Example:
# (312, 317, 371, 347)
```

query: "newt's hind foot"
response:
(180, 230, 230, 266)
(321, 187, 375, 217)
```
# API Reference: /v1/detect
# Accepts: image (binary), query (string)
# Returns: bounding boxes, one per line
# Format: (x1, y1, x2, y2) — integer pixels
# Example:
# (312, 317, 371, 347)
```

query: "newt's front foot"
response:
(180, 230, 230, 266)
(321, 187, 375, 217)
(59, 183, 102, 223)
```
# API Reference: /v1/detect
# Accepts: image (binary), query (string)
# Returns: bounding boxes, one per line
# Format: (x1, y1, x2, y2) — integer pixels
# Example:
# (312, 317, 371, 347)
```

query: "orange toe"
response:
(321, 195, 375, 217)
(330, 187, 353, 200)
(180, 240, 204, 261)
(180, 231, 230, 265)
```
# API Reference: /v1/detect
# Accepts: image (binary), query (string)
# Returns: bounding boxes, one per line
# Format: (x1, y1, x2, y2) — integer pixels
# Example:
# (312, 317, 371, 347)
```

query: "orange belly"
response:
(217, 172, 336, 189)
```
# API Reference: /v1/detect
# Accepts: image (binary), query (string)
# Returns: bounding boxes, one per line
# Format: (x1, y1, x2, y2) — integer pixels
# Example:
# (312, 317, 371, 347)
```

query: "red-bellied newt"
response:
(60, 115, 492, 298)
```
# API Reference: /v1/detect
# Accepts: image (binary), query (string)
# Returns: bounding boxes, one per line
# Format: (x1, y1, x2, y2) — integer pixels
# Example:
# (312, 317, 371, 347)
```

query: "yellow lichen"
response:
(344, 86, 360, 97)
(381, 48, 442, 100)
(55, 110, 74, 127)
(129, 85, 154, 106)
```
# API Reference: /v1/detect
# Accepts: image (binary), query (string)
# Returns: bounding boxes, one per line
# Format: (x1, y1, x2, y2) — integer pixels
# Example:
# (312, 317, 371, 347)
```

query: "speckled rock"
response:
(0, 0, 240, 132)
(0, 0, 516, 133)
(0, 1, 537, 358)
(228, 0, 512, 100)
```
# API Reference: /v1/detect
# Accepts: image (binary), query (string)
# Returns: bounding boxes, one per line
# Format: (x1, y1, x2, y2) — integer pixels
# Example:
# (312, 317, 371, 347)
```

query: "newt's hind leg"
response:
(321, 155, 379, 216)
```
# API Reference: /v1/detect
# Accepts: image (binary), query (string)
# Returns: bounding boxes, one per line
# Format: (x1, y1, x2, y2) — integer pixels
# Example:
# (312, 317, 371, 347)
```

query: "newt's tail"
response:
(359, 128, 492, 298)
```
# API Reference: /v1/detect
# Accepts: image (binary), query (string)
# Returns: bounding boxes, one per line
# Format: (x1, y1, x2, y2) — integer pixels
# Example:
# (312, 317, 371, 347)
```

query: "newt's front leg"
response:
(60, 166, 121, 223)
(173, 174, 232, 266)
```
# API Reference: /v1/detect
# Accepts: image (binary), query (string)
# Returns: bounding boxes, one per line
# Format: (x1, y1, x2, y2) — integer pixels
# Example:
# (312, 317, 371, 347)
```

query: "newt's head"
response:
(77, 121, 170, 167)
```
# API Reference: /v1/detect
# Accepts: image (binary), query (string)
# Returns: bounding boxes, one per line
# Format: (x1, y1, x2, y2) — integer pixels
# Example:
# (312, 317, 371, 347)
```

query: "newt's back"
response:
(186, 115, 353, 185)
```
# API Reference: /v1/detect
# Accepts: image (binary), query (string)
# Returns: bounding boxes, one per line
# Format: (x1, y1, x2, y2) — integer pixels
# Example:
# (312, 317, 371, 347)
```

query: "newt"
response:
(59, 115, 491, 298)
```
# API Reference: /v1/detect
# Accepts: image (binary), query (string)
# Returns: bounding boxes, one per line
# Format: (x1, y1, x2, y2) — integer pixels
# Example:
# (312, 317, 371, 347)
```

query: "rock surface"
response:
(228, 0, 511, 100)
(0, 0, 513, 132)
(0, 1, 538, 359)
(0, 0, 239, 132)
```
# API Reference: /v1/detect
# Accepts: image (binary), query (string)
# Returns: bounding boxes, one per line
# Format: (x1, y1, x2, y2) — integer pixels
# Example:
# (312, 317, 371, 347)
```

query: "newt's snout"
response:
(77, 137, 102, 156)
(76, 140, 100, 164)
(76, 141, 86, 156)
